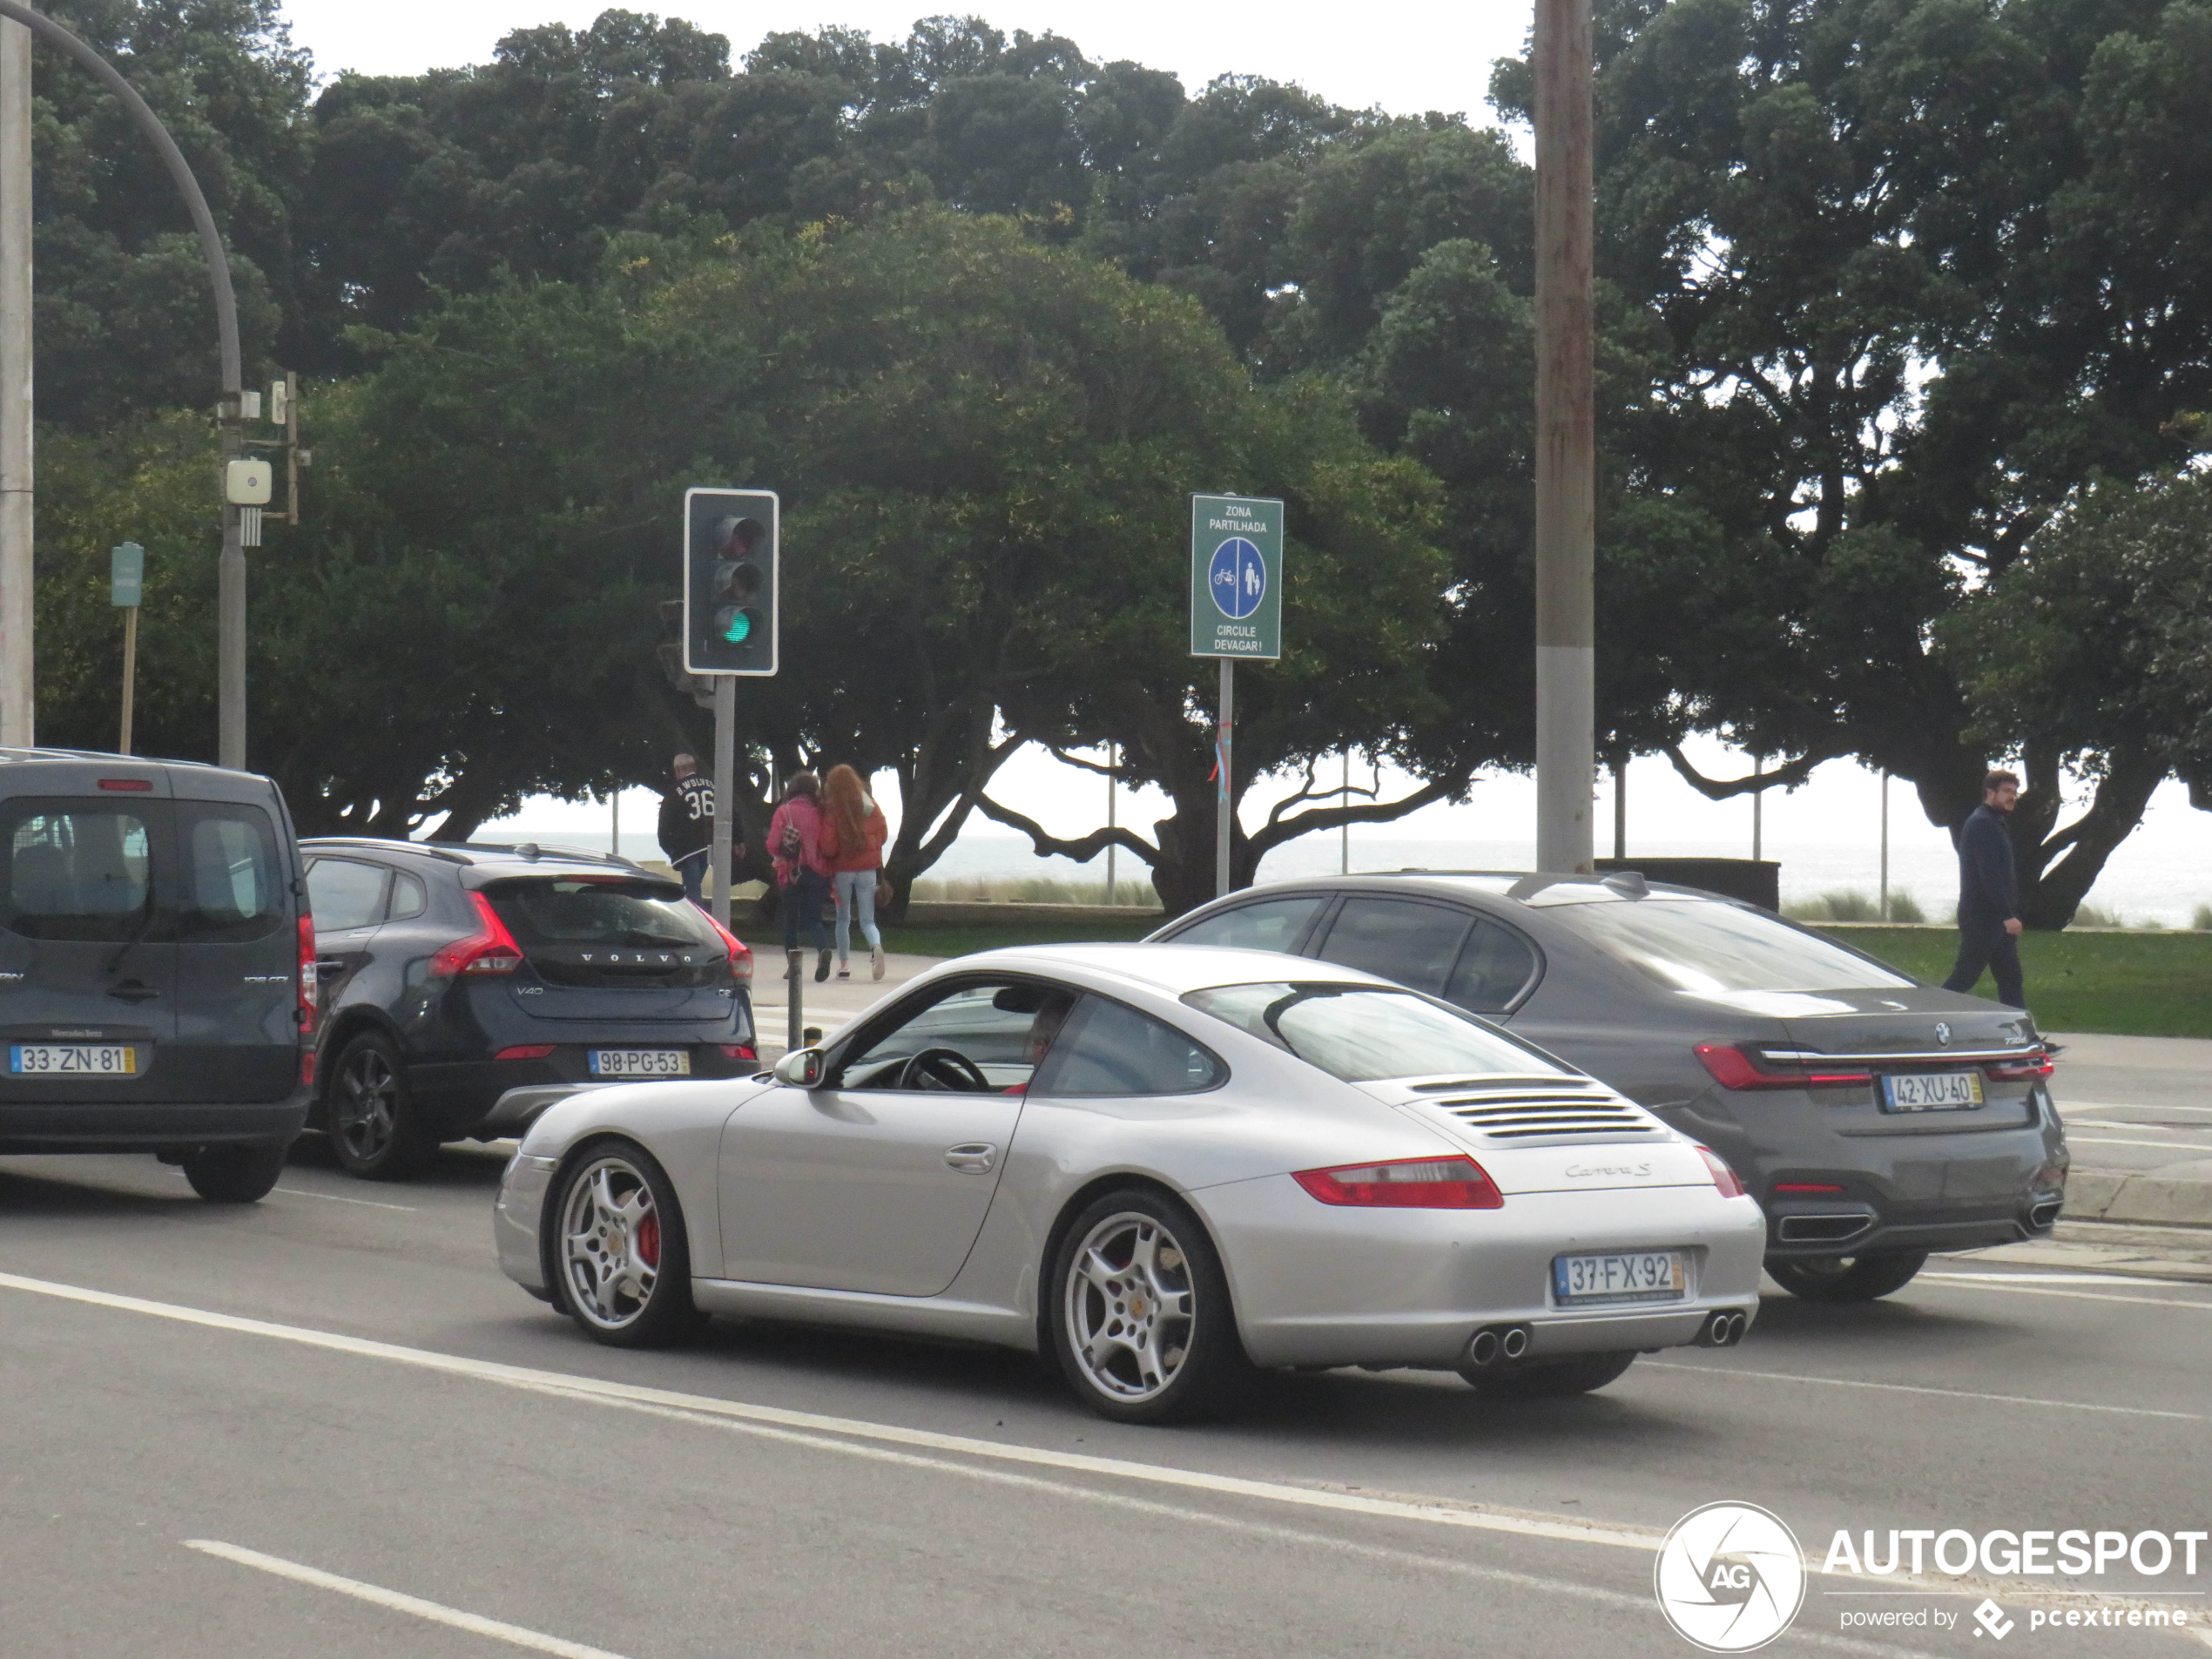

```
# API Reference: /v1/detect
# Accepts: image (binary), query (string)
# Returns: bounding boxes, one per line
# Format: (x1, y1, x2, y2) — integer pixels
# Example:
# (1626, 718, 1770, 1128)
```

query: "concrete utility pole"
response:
(0, 14, 30, 748)
(0, 0, 244, 766)
(1533, 0, 1596, 874)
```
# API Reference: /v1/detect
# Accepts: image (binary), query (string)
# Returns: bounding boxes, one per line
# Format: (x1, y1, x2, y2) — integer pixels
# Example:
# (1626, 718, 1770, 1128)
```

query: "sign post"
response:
(1190, 494, 1284, 898)
(111, 542, 143, 755)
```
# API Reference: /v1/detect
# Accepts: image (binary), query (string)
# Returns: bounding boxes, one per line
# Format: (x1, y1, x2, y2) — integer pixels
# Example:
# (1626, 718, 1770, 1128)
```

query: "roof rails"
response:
(424, 840, 644, 871)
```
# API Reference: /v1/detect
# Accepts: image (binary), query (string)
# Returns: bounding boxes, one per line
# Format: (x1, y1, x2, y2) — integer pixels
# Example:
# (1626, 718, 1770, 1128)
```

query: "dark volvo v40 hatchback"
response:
(303, 839, 756, 1177)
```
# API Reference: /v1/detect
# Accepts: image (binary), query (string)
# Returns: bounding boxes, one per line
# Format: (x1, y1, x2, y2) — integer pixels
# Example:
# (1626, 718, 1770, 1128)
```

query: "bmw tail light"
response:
(1696, 1042, 1871, 1090)
(1987, 1050, 2054, 1082)
(1292, 1156, 1504, 1210)
(428, 892, 525, 978)
(1695, 1145, 1749, 1198)
(296, 913, 318, 1028)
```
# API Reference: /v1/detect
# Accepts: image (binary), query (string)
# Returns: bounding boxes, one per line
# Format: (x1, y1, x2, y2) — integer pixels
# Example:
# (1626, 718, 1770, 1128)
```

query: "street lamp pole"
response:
(0, 0, 244, 766)
(0, 15, 32, 748)
(1533, 0, 1595, 874)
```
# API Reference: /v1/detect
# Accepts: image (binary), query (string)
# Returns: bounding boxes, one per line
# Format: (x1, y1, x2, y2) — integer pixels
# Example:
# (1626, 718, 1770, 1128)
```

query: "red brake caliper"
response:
(636, 1210, 661, 1268)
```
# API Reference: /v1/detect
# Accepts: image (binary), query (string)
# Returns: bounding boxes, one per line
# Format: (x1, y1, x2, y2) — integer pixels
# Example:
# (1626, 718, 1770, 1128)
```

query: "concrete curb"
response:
(2065, 1170, 2212, 1230)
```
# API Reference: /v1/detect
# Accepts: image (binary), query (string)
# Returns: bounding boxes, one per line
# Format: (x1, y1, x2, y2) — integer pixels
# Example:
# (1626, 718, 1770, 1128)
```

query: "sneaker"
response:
(871, 945, 886, 981)
(814, 948, 832, 982)
(835, 963, 851, 980)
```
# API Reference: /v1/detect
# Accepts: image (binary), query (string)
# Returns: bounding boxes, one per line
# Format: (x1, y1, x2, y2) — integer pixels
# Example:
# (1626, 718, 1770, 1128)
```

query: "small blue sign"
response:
(1208, 536, 1265, 620)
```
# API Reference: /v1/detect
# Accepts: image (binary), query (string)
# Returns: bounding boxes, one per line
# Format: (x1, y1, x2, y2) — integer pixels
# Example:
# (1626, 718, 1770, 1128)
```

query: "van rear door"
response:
(166, 792, 303, 1103)
(0, 782, 179, 1103)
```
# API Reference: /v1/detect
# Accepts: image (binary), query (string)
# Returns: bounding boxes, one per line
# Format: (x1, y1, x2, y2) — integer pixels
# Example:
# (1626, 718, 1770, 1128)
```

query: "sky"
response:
(271, 1, 2212, 919)
(275, 0, 1533, 121)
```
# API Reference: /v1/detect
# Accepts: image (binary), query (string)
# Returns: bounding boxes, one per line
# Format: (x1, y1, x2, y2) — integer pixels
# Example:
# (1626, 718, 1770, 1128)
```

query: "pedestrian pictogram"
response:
(1209, 536, 1265, 620)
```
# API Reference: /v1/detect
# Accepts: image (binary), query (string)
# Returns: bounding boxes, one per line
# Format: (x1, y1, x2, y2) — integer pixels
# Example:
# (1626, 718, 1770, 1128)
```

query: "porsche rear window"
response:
(1183, 982, 1565, 1082)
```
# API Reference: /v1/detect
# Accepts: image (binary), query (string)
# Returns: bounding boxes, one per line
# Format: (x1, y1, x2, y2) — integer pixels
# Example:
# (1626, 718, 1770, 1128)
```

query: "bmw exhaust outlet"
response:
(1464, 1324, 1533, 1368)
(1696, 1310, 1748, 1348)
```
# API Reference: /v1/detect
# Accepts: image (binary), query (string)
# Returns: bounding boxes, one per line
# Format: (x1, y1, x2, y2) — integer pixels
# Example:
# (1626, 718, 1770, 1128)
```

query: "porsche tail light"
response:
(428, 893, 524, 978)
(695, 904, 752, 982)
(1696, 1043, 1870, 1090)
(1293, 1156, 1503, 1210)
(1695, 1145, 1748, 1198)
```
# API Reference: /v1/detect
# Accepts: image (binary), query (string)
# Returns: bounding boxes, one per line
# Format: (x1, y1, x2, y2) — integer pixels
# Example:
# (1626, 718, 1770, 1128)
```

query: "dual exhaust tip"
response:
(1696, 1309, 1749, 1348)
(1464, 1324, 1532, 1368)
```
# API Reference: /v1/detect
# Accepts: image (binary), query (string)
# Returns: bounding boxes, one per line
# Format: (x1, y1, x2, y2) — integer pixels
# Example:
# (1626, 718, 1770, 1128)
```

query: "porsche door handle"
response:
(943, 1143, 998, 1173)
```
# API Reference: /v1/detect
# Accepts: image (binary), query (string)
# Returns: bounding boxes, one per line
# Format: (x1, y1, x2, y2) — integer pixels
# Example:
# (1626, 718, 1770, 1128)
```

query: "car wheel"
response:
(327, 1032, 433, 1180)
(1766, 1251, 1929, 1302)
(1049, 1189, 1248, 1425)
(179, 1140, 289, 1204)
(1460, 1351, 1636, 1398)
(553, 1143, 701, 1347)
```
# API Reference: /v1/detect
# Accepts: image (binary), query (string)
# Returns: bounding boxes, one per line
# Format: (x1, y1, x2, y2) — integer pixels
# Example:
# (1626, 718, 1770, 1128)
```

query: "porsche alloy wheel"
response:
(1051, 1190, 1247, 1423)
(555, 1145, 699, 1346)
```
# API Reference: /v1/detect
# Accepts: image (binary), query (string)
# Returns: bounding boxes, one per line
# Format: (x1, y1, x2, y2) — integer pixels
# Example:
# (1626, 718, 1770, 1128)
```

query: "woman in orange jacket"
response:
(819, 764, 890, 981)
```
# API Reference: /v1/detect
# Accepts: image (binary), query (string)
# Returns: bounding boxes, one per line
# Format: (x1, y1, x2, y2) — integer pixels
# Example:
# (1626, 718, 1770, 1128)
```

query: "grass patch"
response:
(1785, 888, 1931, 924)
(1815, 926, 2212, 1038)
(910, 874, 1160, 907)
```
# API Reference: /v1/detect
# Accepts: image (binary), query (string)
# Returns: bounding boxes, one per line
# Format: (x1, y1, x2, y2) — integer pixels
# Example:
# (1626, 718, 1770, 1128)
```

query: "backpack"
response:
(778, 818, 804, 861)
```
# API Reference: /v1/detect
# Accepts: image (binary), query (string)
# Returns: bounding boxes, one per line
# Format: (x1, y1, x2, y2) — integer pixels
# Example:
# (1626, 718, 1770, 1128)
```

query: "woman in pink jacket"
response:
(766, 770, 833, 982)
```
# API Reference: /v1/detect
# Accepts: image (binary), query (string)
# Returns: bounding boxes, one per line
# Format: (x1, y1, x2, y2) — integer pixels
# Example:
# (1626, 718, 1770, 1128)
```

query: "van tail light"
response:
(696, 906, 752, 982)
(300, 1050, 317, 1087)
(1292, 1156, 1504, 1210)
(1695, 1145, 1748, 1198)
(428, 893, 524, 978)
(297, 913, 318, 1029)
(719, 1042, 757, 1062)
(496, 1044, 556, 1061)
(1696, 1043, 1871, 1090)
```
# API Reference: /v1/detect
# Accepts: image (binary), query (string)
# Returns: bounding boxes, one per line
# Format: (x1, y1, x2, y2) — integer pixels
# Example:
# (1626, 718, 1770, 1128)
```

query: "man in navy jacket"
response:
(1941, 769, 2025, 1008)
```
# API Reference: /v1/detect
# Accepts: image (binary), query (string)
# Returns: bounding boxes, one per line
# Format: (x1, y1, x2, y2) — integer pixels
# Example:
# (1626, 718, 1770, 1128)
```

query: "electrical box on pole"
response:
(683, 488, 779, 676)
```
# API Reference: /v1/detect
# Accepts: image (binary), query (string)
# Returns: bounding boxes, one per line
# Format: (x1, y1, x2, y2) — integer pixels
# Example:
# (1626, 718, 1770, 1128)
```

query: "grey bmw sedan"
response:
(1151, 872, 2068, 1302)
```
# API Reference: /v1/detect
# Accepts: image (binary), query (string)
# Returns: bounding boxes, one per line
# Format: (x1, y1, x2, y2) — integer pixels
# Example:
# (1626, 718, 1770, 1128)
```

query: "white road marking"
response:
(184, 1540, 628, 1659)
(272, 1185, 417, 1211)
(2061, 1102, 2212, 1116)
(1926, 1271, 2209, 1287)
(0, 1273, 2168, 1657)
(1914, 1276, 2212, 1312)
(1642, 1360, 2205, 1422)
(2068, 1136, 2212, 1151)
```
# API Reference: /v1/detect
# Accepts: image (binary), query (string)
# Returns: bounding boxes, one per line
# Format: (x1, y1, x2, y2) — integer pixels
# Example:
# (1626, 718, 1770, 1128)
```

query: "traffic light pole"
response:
(0, 0, 246, 767)
(711, 676, 735, 934)
(1, 16, 32, 748)
(1215, 658, 1233, 898)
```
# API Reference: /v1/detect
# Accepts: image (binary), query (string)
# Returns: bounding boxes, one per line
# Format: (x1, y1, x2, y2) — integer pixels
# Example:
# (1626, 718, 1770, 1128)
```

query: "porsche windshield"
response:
(1183, 982, 1564, 1082)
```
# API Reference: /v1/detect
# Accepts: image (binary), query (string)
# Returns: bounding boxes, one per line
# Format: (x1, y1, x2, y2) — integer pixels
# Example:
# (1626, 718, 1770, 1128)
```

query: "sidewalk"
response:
(2046, 1031, 2212, 1228)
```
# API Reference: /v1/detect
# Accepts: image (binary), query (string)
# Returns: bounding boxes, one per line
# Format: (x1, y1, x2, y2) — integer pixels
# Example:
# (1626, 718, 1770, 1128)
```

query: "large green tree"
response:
(1486, 0, 2212, 924)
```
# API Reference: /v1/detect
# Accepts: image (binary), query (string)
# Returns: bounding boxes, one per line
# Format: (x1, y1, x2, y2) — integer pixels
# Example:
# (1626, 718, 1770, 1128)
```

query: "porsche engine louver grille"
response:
(1432, 1089, 1657, 1140)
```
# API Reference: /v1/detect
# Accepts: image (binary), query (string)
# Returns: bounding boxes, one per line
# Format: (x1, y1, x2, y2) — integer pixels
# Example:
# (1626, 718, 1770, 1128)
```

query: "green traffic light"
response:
(722, 610, 752, 644)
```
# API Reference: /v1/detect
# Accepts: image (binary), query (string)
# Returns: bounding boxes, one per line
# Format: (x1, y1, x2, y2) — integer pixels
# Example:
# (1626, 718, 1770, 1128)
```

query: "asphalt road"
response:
(3, 1136, 2210, 1659)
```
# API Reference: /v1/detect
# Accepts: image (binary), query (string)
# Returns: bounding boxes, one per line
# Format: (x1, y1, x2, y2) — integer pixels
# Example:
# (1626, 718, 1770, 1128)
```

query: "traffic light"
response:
(683, 487, 779, 674)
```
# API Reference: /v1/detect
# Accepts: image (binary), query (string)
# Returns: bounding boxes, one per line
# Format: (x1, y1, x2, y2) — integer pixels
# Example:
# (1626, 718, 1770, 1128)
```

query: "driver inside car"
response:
(1003, 995, 1074, 1093)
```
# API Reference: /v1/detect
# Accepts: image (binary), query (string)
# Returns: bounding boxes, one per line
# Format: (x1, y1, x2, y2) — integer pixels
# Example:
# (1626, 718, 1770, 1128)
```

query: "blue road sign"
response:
(1208, 536, 1265, 620)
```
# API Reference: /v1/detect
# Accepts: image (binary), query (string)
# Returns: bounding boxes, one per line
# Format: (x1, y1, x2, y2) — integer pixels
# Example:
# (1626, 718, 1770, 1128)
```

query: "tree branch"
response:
(975, 794, 1160, 867)
(1662, 740, 1842, 801)
(1246, 777, 1455, 860)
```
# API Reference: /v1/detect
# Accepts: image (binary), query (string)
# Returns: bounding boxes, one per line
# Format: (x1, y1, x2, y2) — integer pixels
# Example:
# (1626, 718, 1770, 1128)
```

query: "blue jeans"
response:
(673, 848, 708, 905)
(833, 869, 880, 960)
(780, 866, 830, 953)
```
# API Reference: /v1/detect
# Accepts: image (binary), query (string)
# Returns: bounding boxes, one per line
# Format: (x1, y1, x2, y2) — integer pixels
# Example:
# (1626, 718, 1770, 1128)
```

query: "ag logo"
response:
(1655, 1501, 1806, 1651)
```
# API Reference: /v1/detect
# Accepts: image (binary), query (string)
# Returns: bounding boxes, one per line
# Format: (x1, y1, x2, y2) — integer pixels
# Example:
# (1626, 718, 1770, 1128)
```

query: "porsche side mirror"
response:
(772, 1047, 826, 1088)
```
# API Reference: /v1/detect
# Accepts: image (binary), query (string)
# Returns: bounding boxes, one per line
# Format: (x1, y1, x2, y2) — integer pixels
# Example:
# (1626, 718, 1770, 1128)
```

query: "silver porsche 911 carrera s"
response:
(495, 943, 1767, 1422)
